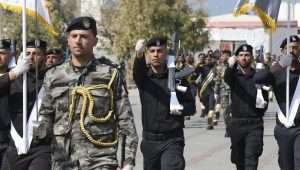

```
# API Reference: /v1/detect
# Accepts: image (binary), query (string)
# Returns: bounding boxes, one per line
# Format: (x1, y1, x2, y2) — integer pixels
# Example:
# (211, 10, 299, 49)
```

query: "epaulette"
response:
(97, 56, 120, 68)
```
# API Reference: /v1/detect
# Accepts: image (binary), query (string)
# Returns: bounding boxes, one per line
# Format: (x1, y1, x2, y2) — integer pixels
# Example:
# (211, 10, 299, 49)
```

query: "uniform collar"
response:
(147, 64, 168, 78)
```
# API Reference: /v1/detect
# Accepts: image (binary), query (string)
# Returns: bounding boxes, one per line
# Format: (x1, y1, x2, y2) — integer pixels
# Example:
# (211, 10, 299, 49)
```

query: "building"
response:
(206, 13, 298, 55)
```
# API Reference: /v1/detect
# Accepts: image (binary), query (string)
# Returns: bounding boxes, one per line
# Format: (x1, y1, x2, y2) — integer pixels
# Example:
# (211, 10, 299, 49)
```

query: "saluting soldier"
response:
(254, 35, 300, 170)
(38, 16, 138, 170)
(133, 37, 196, 170)
(225, 44, 269, 170)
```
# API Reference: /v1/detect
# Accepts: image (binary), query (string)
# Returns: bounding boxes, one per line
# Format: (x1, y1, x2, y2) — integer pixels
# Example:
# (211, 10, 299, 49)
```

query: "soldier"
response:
(195, 52, 217, 129)
(224, 44, 269, 170)
(38, 16, 138, 170)
(4, 39, 51, 170)
(133, 37, 196, 170)
(175, 54, 186, 70)
(254, 35, 300, 170)
(45, 48, 64, 67)
(215, 50, 232, 134)
(0, 39, 30, 170)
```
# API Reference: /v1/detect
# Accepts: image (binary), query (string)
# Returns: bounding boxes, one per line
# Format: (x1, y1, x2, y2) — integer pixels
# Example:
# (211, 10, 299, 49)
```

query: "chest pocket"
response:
(68, 69, 119, 147)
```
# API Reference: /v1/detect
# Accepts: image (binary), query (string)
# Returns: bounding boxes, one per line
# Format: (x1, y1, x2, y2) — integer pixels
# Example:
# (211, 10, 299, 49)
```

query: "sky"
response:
(187, 0, 237, 16)
(188, 0, 300, 17)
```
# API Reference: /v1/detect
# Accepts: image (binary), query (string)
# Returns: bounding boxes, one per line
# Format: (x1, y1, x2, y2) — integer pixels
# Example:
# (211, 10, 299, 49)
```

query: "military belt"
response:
(230, 117, 263, 125)
(143, 129, 183, 141)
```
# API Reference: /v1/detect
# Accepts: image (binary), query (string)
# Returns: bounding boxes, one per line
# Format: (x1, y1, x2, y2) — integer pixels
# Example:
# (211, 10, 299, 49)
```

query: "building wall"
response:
(208, 27, 298, 55)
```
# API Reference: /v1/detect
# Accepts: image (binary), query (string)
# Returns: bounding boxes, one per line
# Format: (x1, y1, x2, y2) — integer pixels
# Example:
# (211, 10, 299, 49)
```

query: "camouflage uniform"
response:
(39, 57, 138, 170)
(215, 63, 231, 129)
(215, 63, 231, 110)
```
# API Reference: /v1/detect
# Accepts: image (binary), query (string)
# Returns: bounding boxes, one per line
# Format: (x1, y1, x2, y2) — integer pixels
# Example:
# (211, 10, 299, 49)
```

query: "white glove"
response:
(11, 54, 30, 77)
(228, 56, 237, 68)
(255, 63, 265, 70)
(117, 164, 133, 170)
(135, 39, 146, 54)
(278, 54, 293, 68)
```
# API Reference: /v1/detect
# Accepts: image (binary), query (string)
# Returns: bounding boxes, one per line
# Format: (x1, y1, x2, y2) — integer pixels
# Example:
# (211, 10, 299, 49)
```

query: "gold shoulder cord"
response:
(69, 69, 119, 147)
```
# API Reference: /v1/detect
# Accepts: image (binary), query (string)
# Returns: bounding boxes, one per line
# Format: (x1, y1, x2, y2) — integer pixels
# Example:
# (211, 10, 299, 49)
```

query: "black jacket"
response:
(254, 67, 300, 125)
(224, 64, 268, 118)
(133, 57, 195, 133)
(0, 73, 11, 142)
(8, 70, 45, 137)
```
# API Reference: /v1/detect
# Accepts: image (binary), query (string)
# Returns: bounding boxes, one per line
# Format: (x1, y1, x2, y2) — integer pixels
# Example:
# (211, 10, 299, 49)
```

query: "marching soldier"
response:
(175, 54, 186, 70)
(254, 35, 300, 170)
(215, 50, 232, 136)
(45, 48, 64, 67)
(0, 39, 30, 170)
(133, 37, 196, 170)
(38, 16, 138, 170)
(4, 39, 51, 170)
(225, 44, 269, 170)
(195, 53, 217, 129)
(0, 39, 13, 169)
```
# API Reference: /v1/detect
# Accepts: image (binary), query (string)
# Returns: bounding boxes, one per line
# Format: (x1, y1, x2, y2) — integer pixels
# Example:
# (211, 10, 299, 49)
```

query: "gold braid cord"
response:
(69, 69, 119, 147)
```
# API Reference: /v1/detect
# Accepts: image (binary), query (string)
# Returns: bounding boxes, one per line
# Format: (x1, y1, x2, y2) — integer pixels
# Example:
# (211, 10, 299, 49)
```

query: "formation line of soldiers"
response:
(0, 15, 299, 170)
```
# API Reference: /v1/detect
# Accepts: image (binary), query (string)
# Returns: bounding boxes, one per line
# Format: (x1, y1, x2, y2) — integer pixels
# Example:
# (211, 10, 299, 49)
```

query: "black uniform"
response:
(133, 57, 195, 170)
(224, 64, 268, 170)
(255, 67, 300, 170)
(5, 70, 51, 170)
(0, 73, 11, 169)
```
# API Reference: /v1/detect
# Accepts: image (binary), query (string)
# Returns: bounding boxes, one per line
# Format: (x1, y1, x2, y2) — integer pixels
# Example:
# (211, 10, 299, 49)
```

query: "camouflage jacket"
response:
(39, 57, 138, 169)
(214, 64, 230, 102)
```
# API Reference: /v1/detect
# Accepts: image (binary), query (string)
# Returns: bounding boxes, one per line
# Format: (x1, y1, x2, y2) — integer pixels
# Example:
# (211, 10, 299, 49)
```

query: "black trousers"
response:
(274, 124, 300, 170)
(5, 144, 51, 170)
(141, 131, 185, 170)
(227, 118, 264, 170)
(0, 143, 8, 170)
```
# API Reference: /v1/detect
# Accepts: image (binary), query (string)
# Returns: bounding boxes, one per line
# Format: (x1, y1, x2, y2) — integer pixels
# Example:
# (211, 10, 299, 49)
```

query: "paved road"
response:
(128, 88, 280, 170)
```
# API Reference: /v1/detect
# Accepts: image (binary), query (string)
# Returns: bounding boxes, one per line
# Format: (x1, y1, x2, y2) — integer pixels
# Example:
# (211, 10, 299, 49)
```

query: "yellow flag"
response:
(234, 0, 282, 31)
(0, 0, 59, 36)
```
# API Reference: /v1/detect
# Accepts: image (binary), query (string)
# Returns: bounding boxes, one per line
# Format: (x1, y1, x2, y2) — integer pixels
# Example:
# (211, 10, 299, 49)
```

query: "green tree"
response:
(100, 0, 208, 58)
(0, 0, 74, 50)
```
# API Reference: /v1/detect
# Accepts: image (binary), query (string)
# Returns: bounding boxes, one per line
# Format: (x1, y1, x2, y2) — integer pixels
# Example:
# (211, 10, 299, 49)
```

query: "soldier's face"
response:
(67, 30, 98, 58)
(148, 46, 167, 67)
(46, 54, 61, 67)
(220, 53, 230, 63)
(283, 42, 300, 58)
(26, 48, 45, 70)
(237, 51, 252, 68)
(0, 49, 11, 70)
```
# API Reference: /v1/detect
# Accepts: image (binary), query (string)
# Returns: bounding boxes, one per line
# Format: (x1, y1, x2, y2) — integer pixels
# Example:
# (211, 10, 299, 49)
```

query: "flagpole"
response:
(22, 0, 28, 153)
(286, 0, 291, 120)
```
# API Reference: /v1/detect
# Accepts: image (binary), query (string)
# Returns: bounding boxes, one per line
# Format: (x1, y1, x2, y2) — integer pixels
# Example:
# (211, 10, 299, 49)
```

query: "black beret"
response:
(235, 44, 253, 56)
(146, 36, 167, 47)
(26, 39, 47, 51)
(280, 35, 300, 49)
(66, 16, 97, 35)
(46, 48, 63, 56)
(0, 39, 11, 49)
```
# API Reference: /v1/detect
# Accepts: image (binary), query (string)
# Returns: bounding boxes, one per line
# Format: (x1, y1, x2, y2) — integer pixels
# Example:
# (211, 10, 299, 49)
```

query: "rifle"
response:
(167, 33, 183, 115)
